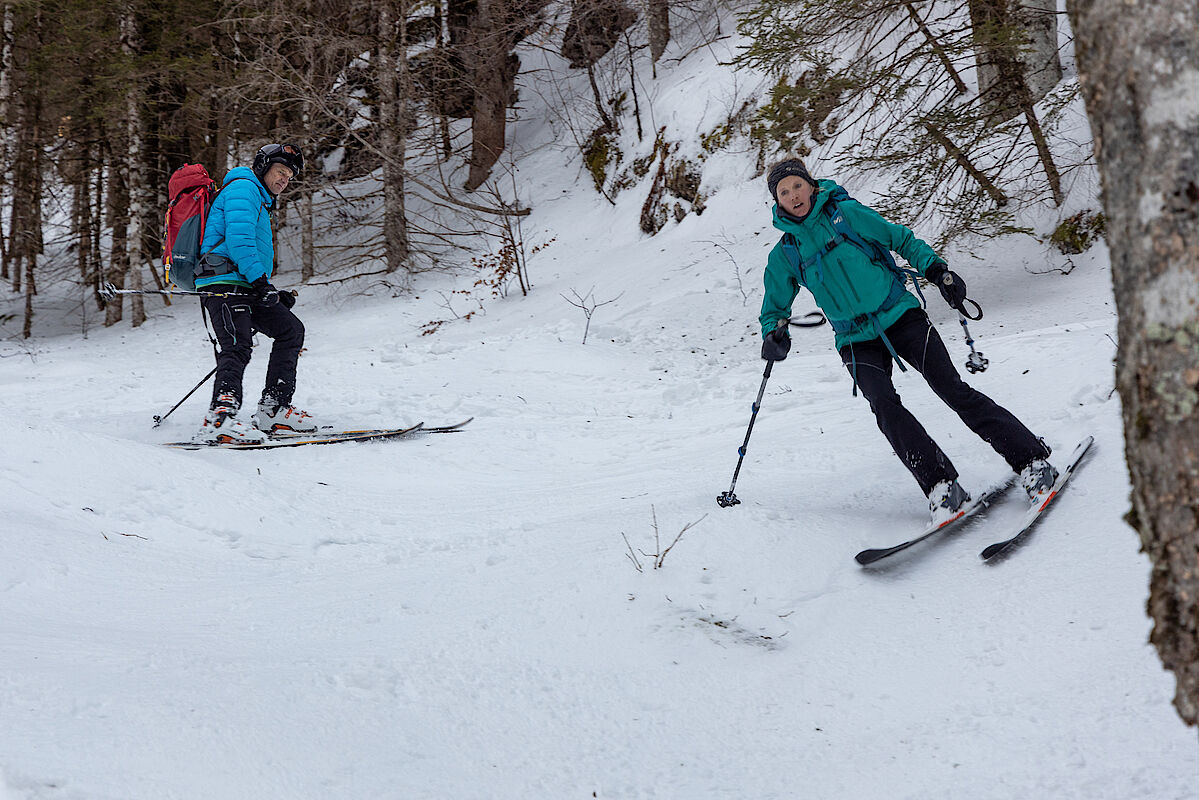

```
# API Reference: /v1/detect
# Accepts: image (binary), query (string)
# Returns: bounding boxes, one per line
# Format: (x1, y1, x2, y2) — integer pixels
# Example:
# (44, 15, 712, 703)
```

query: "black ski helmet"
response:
(252, 143, 304, 180)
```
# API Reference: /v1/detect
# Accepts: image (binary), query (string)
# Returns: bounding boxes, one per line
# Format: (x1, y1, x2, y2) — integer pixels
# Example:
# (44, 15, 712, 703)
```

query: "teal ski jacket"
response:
(196, 166, 276, 289)
(759, 180, 944, 350)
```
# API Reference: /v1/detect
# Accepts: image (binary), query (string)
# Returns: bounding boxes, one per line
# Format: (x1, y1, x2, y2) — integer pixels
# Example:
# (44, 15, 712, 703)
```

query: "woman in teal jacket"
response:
(192, 143, 321, 445)
(758, 159, 1057, 524)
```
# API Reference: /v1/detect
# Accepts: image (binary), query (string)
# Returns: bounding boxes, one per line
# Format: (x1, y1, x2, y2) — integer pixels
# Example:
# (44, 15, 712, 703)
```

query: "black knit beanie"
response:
(767, 159, 815, 201)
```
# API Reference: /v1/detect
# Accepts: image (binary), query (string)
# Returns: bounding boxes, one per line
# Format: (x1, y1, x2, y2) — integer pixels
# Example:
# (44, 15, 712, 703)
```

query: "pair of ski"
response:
(855, 436, 1093, 566)
(164, 417, 473, 450)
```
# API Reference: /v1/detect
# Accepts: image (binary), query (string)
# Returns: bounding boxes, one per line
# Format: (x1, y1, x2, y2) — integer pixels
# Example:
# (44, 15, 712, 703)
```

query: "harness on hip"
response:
(779, 188, 928, 394)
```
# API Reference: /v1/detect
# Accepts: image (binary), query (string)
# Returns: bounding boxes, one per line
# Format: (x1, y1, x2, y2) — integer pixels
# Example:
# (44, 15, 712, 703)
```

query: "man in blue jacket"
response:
(193, 143, 320, 444)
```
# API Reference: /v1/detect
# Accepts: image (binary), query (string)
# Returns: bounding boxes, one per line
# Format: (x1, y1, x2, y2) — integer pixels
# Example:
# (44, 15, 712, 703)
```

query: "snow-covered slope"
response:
(2, 11, 1197, 800)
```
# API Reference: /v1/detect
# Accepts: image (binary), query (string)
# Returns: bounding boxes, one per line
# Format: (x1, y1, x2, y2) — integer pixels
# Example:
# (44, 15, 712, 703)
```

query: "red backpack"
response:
(162, 163, 217, 290)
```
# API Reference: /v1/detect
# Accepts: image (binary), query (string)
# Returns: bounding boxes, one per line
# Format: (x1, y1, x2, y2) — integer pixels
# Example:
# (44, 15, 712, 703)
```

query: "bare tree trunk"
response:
(1016, 0, 1061, 101)
(7, 62, 23, 294)
(395, 0, 412, 268)
(1068, 0, 1199, 730)
(434, 0, 453, 161)
(16, 8, 39, 338)
(17, 100, 38, 336)
(377, 0, 411, 273)
(90, 141, 104, 308)
(208, 88, 229, 184)
(121, 2, 146, 326)
(105, 150, 130, 326)
(647, 0, 669, 65)
(0, 2, 12, 283)
(969, 0, 1059, 121)
(301, 24, 315, 282)
(464, 0, 513, 191)
(21, 229, 33, 337)
(144, 80, 169, 296)
(301, 184, 314, 281)
(73, 142, 93, 283)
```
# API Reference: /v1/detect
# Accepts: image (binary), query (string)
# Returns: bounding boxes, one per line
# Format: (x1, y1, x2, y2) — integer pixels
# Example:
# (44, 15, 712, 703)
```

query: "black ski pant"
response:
(839, 307, 1048, 496)
(202, 287, 305, 411)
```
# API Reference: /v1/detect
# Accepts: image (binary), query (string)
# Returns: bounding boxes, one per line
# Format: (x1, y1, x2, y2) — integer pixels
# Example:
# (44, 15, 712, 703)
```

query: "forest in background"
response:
(0, 0, 1077, 336)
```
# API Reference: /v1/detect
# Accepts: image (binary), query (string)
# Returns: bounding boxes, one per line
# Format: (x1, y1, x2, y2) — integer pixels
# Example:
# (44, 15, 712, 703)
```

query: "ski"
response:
(415, 417, 474, 434)
(268, 417, 474, 438)
(856, 476, 1016, 566)
(164, 422, 425, 450)
(980, 436, 1095, 561)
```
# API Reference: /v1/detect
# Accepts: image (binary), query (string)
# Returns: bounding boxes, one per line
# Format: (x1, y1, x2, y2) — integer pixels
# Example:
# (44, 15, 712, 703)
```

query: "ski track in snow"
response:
(2, 26, 1197, 800)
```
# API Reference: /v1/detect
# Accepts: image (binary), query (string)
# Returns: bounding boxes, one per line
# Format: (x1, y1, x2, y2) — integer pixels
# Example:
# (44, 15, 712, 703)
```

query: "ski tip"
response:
(980, 542, 1007, 560)
(855, 548, 892, 566)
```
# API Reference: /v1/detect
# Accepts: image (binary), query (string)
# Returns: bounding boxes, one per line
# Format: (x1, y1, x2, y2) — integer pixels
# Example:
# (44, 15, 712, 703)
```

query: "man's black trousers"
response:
(839, 308, 1048, 496)
(201, 287, 305, 411)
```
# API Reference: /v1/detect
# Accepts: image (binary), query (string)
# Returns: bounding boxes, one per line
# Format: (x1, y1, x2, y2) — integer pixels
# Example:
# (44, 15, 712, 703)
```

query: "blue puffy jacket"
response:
(195, 166, 275, 288)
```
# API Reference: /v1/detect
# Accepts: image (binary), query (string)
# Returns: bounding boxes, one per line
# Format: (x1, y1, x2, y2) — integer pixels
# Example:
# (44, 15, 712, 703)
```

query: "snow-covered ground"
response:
(3, 11, 1198, 800)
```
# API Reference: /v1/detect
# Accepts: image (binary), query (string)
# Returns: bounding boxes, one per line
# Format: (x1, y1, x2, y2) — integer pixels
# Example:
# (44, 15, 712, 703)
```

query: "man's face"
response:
(775, 175, 815, 217)
(263, 163, 295, 195)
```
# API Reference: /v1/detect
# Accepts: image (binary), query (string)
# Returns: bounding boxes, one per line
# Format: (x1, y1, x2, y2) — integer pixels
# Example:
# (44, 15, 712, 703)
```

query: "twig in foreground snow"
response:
(622, 505, 708, 571)
(561, 287, 624, 344)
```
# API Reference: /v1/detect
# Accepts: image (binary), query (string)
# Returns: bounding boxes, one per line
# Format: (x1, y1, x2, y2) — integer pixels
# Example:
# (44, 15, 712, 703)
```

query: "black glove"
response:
(926, 262, 967, 310)
(249, 276, 279, 307)
(761, 327, 791, 362)
(279, 290, 296, 309)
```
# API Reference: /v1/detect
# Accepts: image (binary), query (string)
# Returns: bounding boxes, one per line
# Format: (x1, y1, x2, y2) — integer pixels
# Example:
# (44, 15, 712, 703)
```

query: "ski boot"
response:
(252, 398, 321, 434)
(928, 479, 971, 527)
(193, 393, 267, 445)
(1019, 458, 1059, 505)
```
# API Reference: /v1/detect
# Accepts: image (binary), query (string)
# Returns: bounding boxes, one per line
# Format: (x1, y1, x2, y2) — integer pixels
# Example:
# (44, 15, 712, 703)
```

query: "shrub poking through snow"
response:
(1050, 210, 1106, 254)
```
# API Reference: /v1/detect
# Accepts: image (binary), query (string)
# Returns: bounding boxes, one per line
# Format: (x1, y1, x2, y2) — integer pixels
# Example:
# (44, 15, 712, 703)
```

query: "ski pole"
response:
(717, 360, 773, 508)
(100, 282, 298, 302)
(958, 306, 989, 374)
(153, 366, 217, 427)
(100, 282, 244, 301)
(718, 320, 790, 508)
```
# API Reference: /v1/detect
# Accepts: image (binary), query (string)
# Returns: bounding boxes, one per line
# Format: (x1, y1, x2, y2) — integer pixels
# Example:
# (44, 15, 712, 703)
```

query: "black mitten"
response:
(249, 276, 280, 307)
(926, 262, 967, 310)
(761, 327, 792, 362)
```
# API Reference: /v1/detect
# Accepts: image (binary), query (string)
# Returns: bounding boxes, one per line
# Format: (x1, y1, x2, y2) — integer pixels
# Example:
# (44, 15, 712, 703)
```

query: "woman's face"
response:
(775, 175, 815, 217)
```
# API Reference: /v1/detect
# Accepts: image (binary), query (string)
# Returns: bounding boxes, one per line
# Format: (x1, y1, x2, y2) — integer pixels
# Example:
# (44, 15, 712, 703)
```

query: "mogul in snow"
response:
(191, 143, 319, 445)
(757, 158, 1058, 524)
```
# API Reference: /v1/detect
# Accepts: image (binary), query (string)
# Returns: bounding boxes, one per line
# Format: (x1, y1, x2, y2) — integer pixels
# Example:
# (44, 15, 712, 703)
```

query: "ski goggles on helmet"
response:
(254, 143, 304, 178)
